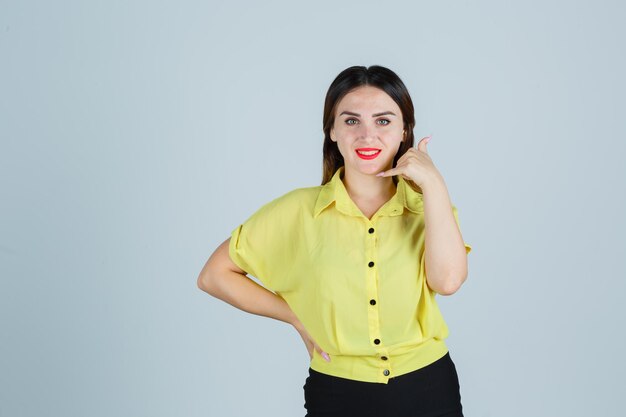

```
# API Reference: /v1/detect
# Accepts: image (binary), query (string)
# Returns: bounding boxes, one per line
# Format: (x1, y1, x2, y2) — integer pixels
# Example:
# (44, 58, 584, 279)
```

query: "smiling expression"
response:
(330, 85, 405, 175)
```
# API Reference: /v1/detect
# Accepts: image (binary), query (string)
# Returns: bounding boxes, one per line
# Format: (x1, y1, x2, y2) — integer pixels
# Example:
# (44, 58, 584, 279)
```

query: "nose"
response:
(357, 121, 378, 141)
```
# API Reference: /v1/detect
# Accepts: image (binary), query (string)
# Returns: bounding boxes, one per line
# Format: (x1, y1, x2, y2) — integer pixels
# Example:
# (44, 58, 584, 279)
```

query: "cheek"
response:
(385, 126, 404, 138)
(381, 131, 404, 146)
(334, 125, 352, 138)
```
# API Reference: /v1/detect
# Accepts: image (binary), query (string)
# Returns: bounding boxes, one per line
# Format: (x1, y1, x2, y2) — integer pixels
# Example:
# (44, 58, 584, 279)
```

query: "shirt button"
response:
(368, 261, 375, 267)
(381, 356, 388, 360)
(374, 338, 380, 345)
(383, 369, 390, 376)
(368, 227, 375, 234)
(369, 299, 376, 305)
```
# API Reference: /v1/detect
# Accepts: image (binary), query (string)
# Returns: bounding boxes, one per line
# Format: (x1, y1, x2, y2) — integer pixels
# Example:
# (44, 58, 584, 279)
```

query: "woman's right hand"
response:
(292, 319, 331, 362)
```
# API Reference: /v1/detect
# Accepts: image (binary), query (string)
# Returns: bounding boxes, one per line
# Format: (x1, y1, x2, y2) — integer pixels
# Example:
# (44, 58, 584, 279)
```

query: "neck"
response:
(341, 166, 397, 202)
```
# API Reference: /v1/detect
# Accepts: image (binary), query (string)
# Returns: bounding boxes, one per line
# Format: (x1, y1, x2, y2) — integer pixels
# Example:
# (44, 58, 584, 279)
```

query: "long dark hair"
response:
(321, 65, 421, 193)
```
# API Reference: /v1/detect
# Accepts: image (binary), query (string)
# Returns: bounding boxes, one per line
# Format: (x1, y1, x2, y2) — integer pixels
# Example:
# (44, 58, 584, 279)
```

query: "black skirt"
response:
(303, 351, 464, 417)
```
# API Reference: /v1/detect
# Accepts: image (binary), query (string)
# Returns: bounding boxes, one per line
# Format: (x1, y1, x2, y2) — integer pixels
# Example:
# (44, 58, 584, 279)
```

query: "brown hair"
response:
(321, 65, 421, 193)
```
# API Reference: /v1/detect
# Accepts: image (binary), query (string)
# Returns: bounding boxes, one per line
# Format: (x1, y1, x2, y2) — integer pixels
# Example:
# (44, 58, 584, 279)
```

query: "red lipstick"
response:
(355, 148, 382, 160)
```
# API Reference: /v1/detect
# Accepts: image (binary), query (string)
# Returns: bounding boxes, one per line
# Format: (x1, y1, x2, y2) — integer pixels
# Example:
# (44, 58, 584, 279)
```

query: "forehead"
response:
(336, 86, 400, 112)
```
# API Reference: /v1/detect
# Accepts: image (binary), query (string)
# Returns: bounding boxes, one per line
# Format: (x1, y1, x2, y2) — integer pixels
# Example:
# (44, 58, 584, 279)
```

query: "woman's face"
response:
(330, 85, 405, 176)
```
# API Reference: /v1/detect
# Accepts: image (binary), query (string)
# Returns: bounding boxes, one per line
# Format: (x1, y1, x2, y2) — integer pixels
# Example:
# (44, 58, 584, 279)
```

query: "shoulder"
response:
(244, 184, 323, 221)
(280, 185, 323, 208)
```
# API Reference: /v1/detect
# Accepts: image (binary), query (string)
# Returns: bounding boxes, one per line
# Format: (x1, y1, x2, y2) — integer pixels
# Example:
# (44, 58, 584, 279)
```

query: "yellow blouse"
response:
(229, 165, 472, 384)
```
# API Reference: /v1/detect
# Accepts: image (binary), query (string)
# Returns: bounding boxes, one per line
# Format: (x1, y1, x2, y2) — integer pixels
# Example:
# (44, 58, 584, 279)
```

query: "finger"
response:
(316, 345, 331, 362)
(398, 148, 420, 165)
(417, 135, 431, 154)
(395, 149, 412, 166)
(376, 165, 405, 177)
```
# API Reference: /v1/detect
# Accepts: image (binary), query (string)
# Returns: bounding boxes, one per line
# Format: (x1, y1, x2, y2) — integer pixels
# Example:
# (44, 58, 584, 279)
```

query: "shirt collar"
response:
(313, 165, 424, 219)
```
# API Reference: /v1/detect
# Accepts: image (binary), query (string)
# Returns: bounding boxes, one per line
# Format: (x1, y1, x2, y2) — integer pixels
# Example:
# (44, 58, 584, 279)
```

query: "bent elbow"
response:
(197, 270, 217, 294)
(438, 273, 468, 296)
(437, 286, 457, 296)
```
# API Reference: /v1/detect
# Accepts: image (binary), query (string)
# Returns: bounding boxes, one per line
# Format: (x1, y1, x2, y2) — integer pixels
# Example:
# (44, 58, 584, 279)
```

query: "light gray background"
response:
(1, 0, 624, 416)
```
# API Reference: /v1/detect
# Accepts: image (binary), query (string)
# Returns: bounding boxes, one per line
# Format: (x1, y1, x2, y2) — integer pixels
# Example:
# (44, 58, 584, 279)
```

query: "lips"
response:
(355, 148, 381, 160)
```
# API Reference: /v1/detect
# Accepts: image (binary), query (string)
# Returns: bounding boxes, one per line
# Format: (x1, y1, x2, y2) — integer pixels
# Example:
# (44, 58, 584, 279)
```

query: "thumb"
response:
(417, 134, 432, 153)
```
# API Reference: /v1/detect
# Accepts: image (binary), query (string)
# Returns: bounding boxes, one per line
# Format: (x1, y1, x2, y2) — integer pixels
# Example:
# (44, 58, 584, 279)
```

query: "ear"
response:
(330, 127, 336, 142)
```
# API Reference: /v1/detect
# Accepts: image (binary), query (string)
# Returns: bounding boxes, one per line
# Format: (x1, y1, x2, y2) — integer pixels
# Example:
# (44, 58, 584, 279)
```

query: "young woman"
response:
(198, 65, 472, 417)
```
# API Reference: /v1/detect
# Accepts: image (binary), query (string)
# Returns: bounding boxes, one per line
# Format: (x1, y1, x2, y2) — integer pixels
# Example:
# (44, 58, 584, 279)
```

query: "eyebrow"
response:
(338, 110, 397, 117)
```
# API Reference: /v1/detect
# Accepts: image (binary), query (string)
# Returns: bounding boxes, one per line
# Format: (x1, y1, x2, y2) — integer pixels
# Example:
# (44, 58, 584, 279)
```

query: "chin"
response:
(352, 163, 385, 175)
(345, 155, 390, 173)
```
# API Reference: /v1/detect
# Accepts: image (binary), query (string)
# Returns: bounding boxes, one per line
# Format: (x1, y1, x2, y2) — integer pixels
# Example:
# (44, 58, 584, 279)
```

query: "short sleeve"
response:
(229, 223, 264, 280)
(228, 196, 298, 292)
(451, 204, 472, 254)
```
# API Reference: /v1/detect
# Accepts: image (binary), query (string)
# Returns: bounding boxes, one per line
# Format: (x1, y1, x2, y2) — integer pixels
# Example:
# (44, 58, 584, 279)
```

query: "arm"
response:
(197, 237, 299, 326)
(421, 173, 469, 296)
(197, 237, 332, 362)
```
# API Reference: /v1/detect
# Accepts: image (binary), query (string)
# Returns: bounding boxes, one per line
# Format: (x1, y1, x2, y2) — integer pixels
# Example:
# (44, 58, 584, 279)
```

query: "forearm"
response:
(421, 173, 469, 295)
(199, 269, 299, 326)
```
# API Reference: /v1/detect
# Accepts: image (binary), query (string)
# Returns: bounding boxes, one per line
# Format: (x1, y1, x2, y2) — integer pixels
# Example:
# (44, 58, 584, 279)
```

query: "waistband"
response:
(309, 337, 449, 384)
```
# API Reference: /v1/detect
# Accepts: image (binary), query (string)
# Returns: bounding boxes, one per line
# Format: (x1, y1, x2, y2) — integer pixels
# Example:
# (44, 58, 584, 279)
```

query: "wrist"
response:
(271, 291, 300, 327)
(420, 172, 446, 193)
(283, 303, 301, 328)
(290, 314, 304, 330)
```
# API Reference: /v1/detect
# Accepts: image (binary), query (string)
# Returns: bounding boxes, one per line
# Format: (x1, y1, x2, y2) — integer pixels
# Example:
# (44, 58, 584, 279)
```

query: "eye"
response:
(345, 118, 358, 125)
(377, 119, 390, 125)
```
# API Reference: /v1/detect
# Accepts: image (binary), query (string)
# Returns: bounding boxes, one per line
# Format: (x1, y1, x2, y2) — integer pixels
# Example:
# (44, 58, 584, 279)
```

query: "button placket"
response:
(365, 221, 386, 381)
(379, 344, 391, 380)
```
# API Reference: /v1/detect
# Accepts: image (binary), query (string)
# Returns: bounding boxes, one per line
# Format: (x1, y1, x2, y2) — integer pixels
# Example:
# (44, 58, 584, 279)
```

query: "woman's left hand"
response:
(376, 135, 441, 187)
